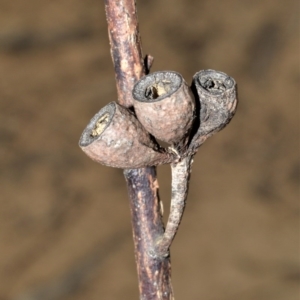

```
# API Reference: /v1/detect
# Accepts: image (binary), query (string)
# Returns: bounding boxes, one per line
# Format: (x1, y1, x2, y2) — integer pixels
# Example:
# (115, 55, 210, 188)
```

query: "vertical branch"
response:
(104, 0, 174, 299)
(124, 168, 174, 299)
(104, 0, 144, 107)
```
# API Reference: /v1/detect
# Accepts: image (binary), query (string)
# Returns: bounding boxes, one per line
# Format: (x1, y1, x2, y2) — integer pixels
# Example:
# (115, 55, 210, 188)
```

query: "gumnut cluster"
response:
(79, 69, 238, 168)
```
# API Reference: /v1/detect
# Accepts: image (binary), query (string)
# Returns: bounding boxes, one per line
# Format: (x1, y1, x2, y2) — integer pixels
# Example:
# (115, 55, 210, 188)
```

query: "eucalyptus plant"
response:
(79, 1, 238, 299)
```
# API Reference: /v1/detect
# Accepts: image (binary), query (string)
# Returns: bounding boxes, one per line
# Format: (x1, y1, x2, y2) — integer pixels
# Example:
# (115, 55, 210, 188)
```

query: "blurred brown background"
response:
(0, 0, 299, 299)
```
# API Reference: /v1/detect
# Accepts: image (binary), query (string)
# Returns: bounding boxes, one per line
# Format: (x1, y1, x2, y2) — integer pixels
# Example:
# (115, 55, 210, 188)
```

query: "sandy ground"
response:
(0, 0, 299, 299)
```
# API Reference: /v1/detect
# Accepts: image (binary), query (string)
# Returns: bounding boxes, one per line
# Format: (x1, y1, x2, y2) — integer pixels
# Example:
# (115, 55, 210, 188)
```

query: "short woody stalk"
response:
(155, 156, 193, 258)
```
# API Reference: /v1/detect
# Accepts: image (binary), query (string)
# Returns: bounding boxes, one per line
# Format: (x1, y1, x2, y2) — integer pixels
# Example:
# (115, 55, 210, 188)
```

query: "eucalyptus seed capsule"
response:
(188, 69, 238, 155)
(132, 71, 196, 149)
(79, 102, 172, 168)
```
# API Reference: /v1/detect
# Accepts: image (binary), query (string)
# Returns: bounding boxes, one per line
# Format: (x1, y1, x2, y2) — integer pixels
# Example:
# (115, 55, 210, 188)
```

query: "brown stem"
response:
(104, 0, 144, 108)
(124, 168, 174, 299)
(104, 0, 174, 299)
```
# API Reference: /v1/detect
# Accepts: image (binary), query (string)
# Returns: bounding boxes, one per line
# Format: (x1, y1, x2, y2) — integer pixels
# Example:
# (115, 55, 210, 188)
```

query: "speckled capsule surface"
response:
(188, 69, 238, 155)
(132, 71, 196, 147)
(79, 102, 172, 168)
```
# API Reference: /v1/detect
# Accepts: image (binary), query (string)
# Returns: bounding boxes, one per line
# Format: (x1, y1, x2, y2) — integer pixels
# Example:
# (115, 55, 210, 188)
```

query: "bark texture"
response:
(104, 0, 145, 108)
(104, 0, 174, 299)
(124, 168, 174, 300)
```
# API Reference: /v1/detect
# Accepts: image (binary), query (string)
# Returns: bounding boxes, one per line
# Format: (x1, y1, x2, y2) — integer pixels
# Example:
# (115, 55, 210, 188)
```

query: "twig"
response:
(104, 0, 174, 299)
(124, 168, 174, 299)
(104, 0, 144, 108)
